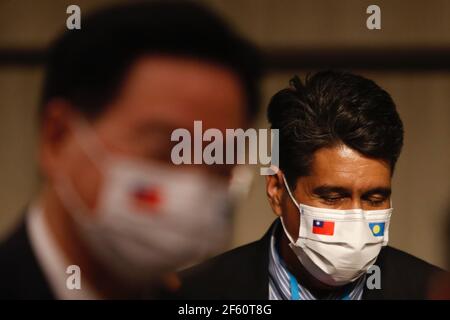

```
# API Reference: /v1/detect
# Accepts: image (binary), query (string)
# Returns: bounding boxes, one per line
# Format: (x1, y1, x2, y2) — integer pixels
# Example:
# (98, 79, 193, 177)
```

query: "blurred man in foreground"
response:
(176, 71, 445, 300)
(0, 1, 261, 299)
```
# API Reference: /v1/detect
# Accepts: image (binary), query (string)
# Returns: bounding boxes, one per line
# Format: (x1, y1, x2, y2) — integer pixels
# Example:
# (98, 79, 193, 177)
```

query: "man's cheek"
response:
(282, 203, 300, 240)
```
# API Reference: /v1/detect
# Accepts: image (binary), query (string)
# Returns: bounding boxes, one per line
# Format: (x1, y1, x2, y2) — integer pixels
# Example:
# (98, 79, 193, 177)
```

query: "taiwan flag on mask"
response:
(132, 185, 161, 212)
(312, 219, 335, 236)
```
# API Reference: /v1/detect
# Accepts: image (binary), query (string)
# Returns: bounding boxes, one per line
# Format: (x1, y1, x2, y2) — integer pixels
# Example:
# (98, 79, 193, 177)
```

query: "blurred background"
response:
(0, 0, 449, 270)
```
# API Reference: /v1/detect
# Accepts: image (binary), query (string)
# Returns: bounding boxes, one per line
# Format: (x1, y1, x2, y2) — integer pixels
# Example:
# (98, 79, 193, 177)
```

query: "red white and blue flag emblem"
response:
(132, 185, 161, 212)
(312, 219, 335, 236)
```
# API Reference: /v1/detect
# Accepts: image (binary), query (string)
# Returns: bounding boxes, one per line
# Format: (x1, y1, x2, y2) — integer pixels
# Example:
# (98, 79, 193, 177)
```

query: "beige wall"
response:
(0, 0, 449, 269)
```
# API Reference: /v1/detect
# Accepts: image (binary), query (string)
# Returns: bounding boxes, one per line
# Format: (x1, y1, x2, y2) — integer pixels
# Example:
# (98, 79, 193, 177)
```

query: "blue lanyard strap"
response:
(289, 272, 301, 300)
(288, 272, 351, 300)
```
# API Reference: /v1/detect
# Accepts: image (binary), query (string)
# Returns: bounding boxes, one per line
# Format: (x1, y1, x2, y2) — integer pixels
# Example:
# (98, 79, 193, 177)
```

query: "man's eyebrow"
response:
(312, 185, 352, 196)
(362, 187, 392, 198)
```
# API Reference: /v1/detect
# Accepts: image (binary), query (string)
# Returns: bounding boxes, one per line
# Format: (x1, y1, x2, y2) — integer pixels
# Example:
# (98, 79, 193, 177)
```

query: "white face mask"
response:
(54, 121, 237, 288)
(280, 175, 392, 287)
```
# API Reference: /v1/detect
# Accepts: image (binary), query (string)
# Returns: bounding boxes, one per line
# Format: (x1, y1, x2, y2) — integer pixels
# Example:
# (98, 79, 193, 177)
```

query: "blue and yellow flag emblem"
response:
(369, 222, 385, 237)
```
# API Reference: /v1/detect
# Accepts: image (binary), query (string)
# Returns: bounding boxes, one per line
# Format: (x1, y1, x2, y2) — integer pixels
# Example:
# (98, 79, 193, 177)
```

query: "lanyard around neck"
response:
(288, 271, 350, 300)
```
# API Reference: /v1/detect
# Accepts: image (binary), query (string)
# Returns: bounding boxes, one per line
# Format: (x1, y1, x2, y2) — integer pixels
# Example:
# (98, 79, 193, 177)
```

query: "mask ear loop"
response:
(381, 198, 393, 246)
(279, 174, 302, 245)
(64, 117, 115, 220)
(53, 118, 111, 223)
(282, 174, 301, 209)
(72, 117, 111, 172)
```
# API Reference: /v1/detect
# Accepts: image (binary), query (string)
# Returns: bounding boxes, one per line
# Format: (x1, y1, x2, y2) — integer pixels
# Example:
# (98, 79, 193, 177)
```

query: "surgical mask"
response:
(54, 120, 239, 288)
(280, 175, 392, 287)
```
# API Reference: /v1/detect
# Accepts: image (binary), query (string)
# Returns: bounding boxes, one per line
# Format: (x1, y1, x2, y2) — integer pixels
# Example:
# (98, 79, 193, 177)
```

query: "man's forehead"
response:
(121, 56, 245, 101)
(131, 114, 241, 135)
(100, 57, 247, 130)
(312, 145, 390, 173)
(305, 145, 391, 188)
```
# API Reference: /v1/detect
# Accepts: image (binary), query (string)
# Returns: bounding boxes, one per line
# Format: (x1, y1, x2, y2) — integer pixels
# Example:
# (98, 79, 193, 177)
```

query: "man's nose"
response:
(349, 198, 363, 210)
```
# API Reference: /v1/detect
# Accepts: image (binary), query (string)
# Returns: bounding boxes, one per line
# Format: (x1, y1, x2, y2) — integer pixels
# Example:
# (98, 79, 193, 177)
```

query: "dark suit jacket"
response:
(0, 221, 54, 299)
(0, 219, 178, 300)
(175, 220, 443, 300)
(0, 218, 193, 300)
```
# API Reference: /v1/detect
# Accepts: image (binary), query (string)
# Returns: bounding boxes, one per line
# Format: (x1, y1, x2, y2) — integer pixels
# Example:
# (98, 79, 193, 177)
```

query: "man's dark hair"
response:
(41, 1, 261, 121)
(267, 70, 404, 187)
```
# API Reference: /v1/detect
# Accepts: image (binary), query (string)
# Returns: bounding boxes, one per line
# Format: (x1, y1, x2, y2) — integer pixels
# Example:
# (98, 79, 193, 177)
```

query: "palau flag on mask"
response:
(369, 222, 385, 237)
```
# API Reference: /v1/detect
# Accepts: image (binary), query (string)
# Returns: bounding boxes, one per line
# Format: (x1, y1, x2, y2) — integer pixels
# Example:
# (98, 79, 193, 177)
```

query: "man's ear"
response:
(266, 170, 285, 217)
(38, 99, 76, 179)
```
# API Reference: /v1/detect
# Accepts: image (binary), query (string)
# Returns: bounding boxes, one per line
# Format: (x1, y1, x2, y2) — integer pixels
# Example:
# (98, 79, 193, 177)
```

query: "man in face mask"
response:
(0, 2, 261, 299)
(175, 71, 445, 300)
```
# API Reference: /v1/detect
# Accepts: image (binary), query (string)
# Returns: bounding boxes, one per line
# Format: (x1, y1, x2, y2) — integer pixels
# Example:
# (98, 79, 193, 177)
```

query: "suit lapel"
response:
(0, 219, 54, 299)
(221, 221, 276, 300)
